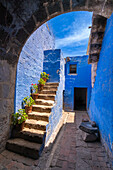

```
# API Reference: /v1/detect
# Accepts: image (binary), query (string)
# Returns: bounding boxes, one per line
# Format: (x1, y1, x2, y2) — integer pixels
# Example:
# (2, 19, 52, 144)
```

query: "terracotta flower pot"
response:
(38, 84, 44, 91)
(15, 121, 25, 131)
(42, 78, 47, 82)
(32, 93, 39, 100)
(25, 105, 32, 114)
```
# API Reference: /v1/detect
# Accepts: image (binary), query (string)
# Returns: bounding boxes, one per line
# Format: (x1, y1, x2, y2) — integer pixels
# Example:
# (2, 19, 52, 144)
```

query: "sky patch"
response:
(48, 11, 93, 57)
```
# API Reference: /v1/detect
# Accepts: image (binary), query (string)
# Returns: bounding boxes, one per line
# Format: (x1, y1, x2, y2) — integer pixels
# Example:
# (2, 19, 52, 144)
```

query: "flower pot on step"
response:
(25, 105, 32, 114)
(38, 84, 44, 91)
(15, 121, 25, 132)
(42, 78, 47, 82)
(32, 93, 39, 100)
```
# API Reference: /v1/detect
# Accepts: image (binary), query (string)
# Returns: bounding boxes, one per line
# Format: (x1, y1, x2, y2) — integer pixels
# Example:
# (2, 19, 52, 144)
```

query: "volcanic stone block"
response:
(82, 131, 98, 142)
(79, 122, 98, 134)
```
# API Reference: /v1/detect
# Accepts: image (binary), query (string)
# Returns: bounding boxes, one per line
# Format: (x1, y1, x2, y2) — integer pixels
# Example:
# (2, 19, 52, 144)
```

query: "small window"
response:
(70, 64, 77, 74)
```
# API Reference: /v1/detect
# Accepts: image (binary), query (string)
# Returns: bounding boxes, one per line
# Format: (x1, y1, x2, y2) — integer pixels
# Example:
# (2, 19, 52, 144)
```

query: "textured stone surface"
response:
(6, 138, 41, 159)
(0, 61, 16, 153)
(82, 131, 98, 142)
(64, 55, 91, 111)
(6, 82, 61, 159)
(0, 0, 112, 64)
(46, 111, 112, 169)
(12, 127, 45, 144)
(89, 14, 107, 63)
(88, 13, 113, 163)
(0, 111, 112, 169)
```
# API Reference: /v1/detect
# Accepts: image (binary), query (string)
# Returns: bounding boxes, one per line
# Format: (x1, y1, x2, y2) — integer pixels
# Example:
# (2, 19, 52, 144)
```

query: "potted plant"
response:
(12, 109, 28, 131)
(38, 78, 45, 91)
(41, 72, 49, 82)
(31, 83, 39, 100)
(23, 96, 35, 114)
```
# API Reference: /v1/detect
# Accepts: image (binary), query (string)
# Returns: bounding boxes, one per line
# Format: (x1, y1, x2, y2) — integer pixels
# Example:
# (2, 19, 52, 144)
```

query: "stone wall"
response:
(0, 1, 111, 65)
(15, 24, 55, 112)
(43, 49, 65, 143)
(0, 61, 17, 153)
(88, 14, 107, 63)
(64, 55, 92, 111)
(88, 14, 113, 159)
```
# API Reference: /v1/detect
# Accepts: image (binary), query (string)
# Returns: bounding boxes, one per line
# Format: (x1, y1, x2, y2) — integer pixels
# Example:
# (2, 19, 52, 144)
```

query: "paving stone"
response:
(0, 111, 112, 169)
(68, 162, 76, 169)
(56, 159, 64, 168)
(50, 158, 57, 167)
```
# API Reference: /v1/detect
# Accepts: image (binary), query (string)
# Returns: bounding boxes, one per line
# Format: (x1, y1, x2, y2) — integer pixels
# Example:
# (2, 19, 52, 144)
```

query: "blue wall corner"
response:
(88, 14, 113, 154)
(64, 55, 92, 111)
(44, 49, 65, 143)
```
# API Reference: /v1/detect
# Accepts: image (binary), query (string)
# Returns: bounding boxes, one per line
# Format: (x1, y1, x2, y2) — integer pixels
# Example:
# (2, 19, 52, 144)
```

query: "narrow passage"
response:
(48, 111, 112, 170)
(0, 111, 112, 170)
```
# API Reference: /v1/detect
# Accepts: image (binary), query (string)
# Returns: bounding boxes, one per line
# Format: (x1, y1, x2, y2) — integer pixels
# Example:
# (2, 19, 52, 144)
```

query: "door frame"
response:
(74, 87, 87, 110)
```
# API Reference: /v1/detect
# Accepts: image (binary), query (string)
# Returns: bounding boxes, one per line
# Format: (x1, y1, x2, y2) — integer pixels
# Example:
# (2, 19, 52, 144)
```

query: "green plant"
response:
(23, 96, 35, 106)
(38, 78, 46, 85)
(41, 72, 49, 79)
(31, 83, 38, 93)
(12, 109, 28, 125)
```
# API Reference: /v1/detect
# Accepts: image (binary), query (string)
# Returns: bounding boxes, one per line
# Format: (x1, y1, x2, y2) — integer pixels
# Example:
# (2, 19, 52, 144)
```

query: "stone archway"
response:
(0, 0, 112, 152)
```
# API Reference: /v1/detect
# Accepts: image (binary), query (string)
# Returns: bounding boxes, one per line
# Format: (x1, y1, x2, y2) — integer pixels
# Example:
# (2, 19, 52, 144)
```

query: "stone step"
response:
(12, 127, 45, 144)
(38, 94, 55, 101)
(28, 112, 50, 122)
(39, 90, 56, 95)
(6, 138, 42, 159)
(43, 86, 58, 90)
(45, 82, 59, 86)
(25, 119, 48, 131)
(32, 105, 52, 113)
(35, 99, 54, 106)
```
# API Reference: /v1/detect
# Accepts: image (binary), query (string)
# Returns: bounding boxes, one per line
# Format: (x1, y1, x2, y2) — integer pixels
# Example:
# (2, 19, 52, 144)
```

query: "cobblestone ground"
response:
(48, 111, 113, 170)
(0, 111, 112, 170)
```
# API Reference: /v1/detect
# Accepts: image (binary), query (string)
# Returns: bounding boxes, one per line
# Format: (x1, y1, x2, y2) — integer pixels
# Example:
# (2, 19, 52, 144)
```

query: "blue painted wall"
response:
(15, 24, 55, 112)
(43, 49, 61, 82)
(64, 55, 91, 111)
(88, 14, 113, 156)
(44, 50, 65, 143)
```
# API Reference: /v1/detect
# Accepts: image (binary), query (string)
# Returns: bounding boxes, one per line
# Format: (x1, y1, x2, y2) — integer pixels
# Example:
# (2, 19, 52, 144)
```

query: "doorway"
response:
(74, 88, 87, 110)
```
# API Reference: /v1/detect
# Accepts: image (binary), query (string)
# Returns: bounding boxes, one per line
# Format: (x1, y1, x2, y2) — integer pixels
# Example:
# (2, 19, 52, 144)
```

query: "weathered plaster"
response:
(43, 49, 65, 143)
(15, 24, 55, 112)
(64, 55, 91, 111)
(88, 14, 113, 160)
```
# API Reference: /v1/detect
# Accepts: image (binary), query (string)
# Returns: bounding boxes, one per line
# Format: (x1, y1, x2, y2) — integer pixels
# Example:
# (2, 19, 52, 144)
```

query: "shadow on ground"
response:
(0, 111, 112, 170)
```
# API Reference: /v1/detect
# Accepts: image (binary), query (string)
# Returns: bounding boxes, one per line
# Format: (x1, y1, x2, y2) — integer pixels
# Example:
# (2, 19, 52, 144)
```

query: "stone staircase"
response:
(6, 82, 59, 159)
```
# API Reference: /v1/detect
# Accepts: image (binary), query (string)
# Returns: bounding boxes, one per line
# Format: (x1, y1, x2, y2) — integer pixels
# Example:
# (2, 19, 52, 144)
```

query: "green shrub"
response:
(31, 83, 38, 93)
(38, 78, 46, 85)
(41, 72, 49, 79)
(23, 96, 35, 106)
(12, 109, 28, 125)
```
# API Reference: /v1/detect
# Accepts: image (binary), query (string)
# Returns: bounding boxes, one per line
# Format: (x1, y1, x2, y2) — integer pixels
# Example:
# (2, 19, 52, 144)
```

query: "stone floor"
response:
(0, 111, 112, 170)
